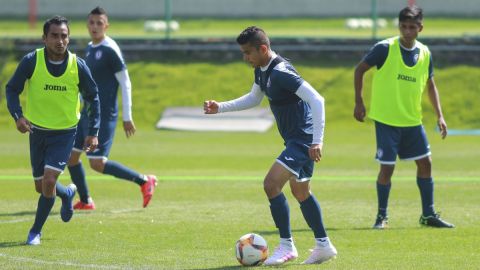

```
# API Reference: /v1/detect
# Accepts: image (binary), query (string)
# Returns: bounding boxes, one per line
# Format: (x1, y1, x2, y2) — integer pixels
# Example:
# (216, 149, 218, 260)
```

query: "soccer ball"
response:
(235, 233, 268, 266)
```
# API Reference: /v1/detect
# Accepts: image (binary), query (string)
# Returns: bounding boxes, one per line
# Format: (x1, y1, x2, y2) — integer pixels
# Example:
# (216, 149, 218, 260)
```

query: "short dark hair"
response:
(43, 15, 69, 36)
(399, 5, 423, 23)
(236, 26, 270, 49)
(89, 6, 107, 16)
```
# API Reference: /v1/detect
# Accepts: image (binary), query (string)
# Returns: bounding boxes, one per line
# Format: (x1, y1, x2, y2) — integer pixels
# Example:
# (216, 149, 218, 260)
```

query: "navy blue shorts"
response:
(30, 126, 76, 180)
(374, 121, 431, 165)
(276, 140, 314, 182)
(73, 116, 116, 159)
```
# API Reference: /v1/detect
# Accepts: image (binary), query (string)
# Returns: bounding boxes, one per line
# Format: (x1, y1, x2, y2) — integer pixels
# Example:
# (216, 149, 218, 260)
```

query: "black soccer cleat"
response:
(419, 213, 455, 228)
(373, 214, 388, 229)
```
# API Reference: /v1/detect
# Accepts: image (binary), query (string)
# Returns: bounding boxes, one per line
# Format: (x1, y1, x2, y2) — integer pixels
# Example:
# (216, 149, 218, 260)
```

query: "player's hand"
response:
(438, 117, 447, 139)
(123, 120, 136, 138)
(204, 100, 219, 114)
(309, 143, 323, 162)
(83, 136, 98, 153)
(354, 102, 366, 122)
(15, 117, 33, 134)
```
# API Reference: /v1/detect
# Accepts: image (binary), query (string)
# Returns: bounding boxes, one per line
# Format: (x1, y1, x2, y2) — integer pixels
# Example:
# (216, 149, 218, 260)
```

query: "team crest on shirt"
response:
(414, 53, 419, 62)
(95, 50, 103, 60)
(266, 78, 271, 88)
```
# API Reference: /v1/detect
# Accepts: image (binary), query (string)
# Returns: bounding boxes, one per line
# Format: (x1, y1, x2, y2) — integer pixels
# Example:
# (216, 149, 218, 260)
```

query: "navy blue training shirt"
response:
(255, 56, 313, 142)
(84, 37, 126, 121)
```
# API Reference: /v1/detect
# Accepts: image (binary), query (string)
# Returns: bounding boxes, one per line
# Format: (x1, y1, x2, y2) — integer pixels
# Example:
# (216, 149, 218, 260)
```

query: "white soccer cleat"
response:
(302, 243, 337, 264)
(263, 244, 298, 266)
(26, 231, 41, 246)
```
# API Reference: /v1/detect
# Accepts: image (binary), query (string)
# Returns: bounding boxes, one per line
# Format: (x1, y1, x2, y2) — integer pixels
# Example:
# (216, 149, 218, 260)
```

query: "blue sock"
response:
(269, 193, 291, 239)
(376, 182, 391, 217)
(68, 163, 89, 203)
(417, 177, 435, 216)
(31, 195, 55, 234)
(104, 160, 146, 185)
(300, 194, 327, 239)
(55, 182, 68, 201)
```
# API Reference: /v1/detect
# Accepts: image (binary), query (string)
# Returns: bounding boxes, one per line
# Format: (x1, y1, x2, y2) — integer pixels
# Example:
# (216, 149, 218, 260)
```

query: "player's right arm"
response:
(353, 61, 372, 122)
(353, 42, 387, 122)
(5, 52, 35, 133)
(204, 83, 264, 114)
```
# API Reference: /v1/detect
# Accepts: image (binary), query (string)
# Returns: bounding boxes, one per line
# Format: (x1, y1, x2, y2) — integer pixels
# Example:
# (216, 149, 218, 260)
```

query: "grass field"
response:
(0, 49, 479, 268)
(0, 123, 479, 269)
(0, 18, 479, 39)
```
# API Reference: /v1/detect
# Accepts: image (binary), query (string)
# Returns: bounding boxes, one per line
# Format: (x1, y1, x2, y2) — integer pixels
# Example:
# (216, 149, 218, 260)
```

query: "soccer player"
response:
(204, 26, 337, 265)
(5, 15, 101, 245)
(353, 5, 454, 229)
(67, 7, 157, 210)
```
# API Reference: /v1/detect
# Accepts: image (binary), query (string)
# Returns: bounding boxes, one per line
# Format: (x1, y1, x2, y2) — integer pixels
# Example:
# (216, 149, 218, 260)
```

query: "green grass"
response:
(3, 61, 476, 129)
(0, 18, 479, 39)
(0, 177, 479, 269)
(0, 58, 479, 268)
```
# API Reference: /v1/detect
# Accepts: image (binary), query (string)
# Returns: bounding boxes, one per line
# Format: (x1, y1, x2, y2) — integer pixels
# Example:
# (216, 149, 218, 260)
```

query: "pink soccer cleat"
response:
(141, 175, 158, 208)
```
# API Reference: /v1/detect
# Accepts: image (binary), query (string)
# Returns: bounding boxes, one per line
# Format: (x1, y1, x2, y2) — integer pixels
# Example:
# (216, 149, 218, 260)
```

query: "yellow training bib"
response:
(25, 48, 80, 129)
(368, 37, 430, 127)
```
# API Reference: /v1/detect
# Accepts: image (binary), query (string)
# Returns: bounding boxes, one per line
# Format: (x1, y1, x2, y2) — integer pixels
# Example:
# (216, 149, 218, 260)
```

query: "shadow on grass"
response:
(0, 211, 36, 217)
(193, 267, 242, 270)
(254, 228, 311, 236)
(328, 226, 424, 231)
(255, 227, 423, 234)
(0, 211, 59, 217)
(0, 241, 27, 248)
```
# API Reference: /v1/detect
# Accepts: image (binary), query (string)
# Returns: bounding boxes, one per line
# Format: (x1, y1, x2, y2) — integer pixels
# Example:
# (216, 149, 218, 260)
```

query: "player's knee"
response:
(263, 180, 280, 198)
(34, 184, 42, 194)
(416, 157, 432, 174)
(90, 161, 105, 173)
(291, 189, 309, 202)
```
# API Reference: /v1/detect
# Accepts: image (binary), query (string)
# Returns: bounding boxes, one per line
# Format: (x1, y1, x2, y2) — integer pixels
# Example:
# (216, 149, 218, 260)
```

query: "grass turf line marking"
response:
(0, 253, 128, 269)
(0, 217, 32, 224)
(0, 175, 478, 182)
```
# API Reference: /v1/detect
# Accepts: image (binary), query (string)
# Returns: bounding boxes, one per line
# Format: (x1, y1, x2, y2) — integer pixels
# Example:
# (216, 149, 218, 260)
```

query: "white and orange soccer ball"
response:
(235, 233, 269, 266)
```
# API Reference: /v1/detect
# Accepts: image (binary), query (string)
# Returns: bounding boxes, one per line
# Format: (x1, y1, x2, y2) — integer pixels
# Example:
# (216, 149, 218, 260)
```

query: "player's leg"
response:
(26, 129, 50, 245)
(373, 121, 399, 229)
(263, 162, 298, 266)
(288, 144, 337, 265)
(27, 168, 60, 245)
(68, 117, 93, 209)
(68, 150, 93, 209)
(399, 125, 454, 228)
(265, 141, 312, 266)
(45, 129, 77, 222)
(88, 119, 157, 207)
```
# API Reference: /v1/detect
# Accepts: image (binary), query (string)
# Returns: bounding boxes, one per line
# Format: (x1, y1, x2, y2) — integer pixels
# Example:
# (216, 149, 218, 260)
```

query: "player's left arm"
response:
(77, 58, 101, 151)
(426, 55, 447, 139)
(295, 81, 325, 162)
(427, 77, 447, 139)
(114, 69, 135, 138)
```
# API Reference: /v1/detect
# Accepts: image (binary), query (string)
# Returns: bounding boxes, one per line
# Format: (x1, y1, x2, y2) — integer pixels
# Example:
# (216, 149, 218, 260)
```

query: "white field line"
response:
(0, 253, 131, 269)
(0, 217, 32, 224)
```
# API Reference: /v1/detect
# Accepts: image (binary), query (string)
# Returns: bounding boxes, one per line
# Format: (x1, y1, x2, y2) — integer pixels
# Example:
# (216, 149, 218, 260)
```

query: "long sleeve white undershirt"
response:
(295, 81, 325, 144)
(218, 83, 264, 113)
(114, 69, 133, 121)
(218, 81, 325, 144)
